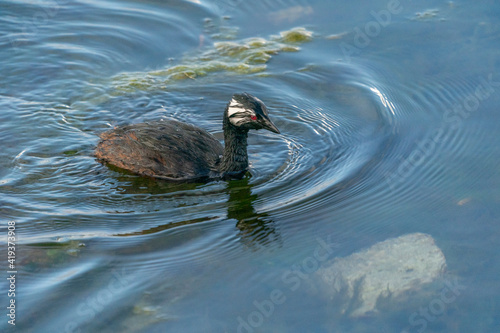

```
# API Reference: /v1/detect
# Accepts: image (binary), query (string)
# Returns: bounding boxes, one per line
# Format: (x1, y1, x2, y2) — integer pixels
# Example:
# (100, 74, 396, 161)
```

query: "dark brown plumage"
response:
(95, 93, 280, 182)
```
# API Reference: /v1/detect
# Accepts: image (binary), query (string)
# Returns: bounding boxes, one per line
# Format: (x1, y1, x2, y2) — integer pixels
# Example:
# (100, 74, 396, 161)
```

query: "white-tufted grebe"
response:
(95, 93, 280, 181)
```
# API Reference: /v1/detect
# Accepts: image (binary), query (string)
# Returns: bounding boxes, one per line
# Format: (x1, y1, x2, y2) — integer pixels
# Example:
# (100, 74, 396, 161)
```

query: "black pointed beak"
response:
(262, 118, 280, 134)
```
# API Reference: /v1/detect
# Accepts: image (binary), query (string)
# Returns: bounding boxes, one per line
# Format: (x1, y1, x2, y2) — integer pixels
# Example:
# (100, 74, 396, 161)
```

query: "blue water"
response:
(1, 0, 499, 332)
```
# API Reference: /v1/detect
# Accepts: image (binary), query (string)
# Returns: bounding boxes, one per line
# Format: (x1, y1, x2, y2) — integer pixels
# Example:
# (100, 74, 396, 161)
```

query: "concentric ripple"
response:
(244, 64, 396, 216)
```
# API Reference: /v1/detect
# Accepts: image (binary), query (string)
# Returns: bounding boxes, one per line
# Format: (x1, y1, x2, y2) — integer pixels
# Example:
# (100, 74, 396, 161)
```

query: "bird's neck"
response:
(220, 117, 249, 176)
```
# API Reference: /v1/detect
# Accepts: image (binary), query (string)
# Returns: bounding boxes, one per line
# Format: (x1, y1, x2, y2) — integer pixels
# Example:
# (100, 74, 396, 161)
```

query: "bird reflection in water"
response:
(112, 174, 280, 249)
(226, 176, 281, 249)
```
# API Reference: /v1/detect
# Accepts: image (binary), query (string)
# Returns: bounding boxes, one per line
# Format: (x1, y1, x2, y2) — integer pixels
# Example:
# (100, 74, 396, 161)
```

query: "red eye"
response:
(250, 115, 257, 121)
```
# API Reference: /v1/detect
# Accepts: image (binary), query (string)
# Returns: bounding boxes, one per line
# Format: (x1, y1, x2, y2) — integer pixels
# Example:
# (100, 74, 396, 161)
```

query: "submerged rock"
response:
(315, 233, 446, 317)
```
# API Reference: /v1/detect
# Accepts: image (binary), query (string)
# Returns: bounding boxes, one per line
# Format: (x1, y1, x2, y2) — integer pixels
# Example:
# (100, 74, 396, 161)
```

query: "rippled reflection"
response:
(108, 173, 281, 249)
(228, 177, 281, 249)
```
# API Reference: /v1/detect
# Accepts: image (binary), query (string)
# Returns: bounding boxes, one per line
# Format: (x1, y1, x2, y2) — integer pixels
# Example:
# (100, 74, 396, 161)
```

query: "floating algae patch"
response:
(111, 27, 313, 93)
(276, 27, 313, 43)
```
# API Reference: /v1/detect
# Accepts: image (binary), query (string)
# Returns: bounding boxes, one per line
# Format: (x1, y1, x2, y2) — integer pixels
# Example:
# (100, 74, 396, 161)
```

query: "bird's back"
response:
(95, 120, 223, 181)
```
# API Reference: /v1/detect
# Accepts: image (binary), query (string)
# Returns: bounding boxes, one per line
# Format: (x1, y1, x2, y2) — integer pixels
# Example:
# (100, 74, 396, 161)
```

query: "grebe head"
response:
(225, 93, 280, 134)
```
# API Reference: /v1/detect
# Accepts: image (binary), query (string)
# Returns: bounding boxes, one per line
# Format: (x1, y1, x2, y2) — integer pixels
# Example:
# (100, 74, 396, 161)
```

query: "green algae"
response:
(63, 149, 79, 156)
(275, 27, 313, 43)
(111, 26, 313, 93)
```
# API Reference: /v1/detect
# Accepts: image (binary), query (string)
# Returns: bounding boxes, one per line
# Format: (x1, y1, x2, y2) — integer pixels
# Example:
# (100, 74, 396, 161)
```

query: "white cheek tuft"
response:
(228, 99, 254, 126)
(228, 99, 248, 118)
(229, 117, 241, 126)
(227, 106, 247, 117)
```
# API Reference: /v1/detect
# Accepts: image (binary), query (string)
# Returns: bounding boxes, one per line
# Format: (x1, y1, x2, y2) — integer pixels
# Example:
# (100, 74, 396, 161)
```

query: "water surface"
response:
(1, 0, 499, 332)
